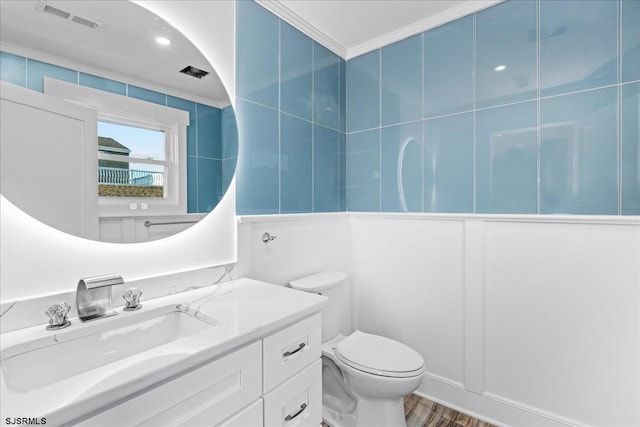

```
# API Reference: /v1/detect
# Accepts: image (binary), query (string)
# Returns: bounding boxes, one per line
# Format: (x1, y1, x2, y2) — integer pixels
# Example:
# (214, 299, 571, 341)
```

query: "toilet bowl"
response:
(290, 272, 425, 427)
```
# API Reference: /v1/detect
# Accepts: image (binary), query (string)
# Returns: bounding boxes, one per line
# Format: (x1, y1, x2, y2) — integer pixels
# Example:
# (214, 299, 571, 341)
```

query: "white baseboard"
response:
(416, 374, 586, 427)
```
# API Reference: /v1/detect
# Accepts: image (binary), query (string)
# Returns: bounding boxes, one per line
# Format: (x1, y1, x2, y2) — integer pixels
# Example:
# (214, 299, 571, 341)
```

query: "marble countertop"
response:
(0, 278, 327, 425)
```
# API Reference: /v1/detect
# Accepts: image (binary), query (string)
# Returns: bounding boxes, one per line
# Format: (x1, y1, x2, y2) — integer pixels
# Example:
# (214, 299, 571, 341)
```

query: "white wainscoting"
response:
(350, 214, 640, 427)
(99, 214, 206, 243)
(240, 213, 639, 427)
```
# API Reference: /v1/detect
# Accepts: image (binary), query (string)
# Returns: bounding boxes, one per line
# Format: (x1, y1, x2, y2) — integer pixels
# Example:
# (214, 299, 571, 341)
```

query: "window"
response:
(44, 78, 189, 217)
(97, 120, 168, 199)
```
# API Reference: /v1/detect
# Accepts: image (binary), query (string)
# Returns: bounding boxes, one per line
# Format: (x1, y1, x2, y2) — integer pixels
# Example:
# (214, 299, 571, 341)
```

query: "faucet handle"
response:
(123, 287, 143, 311)
(45, 302, 71, 330)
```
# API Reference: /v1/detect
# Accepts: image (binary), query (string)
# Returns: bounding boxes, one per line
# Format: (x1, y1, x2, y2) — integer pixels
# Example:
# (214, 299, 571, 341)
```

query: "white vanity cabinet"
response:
(262, 314, 323, 427)
(77, 313, 322, 427)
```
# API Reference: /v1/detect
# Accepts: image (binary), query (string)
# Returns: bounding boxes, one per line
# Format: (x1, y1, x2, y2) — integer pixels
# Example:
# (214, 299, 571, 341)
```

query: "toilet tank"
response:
(290, 271, 347, 342)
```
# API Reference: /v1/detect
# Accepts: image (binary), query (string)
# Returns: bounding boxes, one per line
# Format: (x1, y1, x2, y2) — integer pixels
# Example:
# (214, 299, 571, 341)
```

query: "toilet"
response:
(290, 271, 424, 427)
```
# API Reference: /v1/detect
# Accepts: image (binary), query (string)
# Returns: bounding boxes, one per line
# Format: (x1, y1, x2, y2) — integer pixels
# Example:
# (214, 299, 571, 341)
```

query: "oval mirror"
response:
(0, 0, 237, 243)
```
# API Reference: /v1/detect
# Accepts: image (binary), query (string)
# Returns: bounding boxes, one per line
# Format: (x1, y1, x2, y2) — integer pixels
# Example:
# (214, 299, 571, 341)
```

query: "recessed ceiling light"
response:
(156, 37, 171, 45)
(494, 65, 507, 72)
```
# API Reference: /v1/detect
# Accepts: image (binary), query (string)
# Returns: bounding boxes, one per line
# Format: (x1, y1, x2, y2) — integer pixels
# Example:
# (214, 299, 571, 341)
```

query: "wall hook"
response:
(262, 232, 277, 243)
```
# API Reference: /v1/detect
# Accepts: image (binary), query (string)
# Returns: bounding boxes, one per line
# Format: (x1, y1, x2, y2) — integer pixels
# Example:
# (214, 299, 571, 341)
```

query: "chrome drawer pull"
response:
(283, 342, 306, 358)
(284, 403, 307, 421)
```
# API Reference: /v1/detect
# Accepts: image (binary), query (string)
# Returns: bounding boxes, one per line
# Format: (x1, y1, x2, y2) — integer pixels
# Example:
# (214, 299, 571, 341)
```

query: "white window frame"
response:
(44, 77, 189, 217)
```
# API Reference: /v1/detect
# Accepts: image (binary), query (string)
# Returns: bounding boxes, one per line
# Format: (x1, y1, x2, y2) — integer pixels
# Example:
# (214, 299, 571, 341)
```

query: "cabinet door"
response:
(263, 314, 321, 393)
(217, 399, 263, 427)
(264, 360, 321, 427)
(76, 341, 261, 427)
(0, 81, 98, 239)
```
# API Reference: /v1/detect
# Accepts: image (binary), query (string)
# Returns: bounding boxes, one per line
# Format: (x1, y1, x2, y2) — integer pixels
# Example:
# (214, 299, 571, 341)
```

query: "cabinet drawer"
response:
(218, 399, 263, 427)
(263, 359, 321, 427)
(77, 341, 262, 427)
(263, 313, 321, 393)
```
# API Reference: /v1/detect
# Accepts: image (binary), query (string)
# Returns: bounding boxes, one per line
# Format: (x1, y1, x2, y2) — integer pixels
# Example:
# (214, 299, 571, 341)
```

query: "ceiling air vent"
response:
(180, 66, 209, 79)
(35, 1, 104, 30)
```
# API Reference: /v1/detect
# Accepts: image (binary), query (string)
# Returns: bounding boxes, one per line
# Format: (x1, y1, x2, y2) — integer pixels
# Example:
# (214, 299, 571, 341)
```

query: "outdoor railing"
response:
(98, 167, 164, 186)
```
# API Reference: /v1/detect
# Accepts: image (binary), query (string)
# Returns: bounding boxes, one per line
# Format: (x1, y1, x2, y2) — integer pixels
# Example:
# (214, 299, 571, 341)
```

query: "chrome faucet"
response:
(76, 274, 124, 322)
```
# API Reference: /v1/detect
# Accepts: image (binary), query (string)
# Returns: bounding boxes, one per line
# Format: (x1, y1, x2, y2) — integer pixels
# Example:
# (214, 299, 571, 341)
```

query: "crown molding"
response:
(256, 0, 504, 62)
(346, 0, 504, 59)
(256, 0, 348, 59)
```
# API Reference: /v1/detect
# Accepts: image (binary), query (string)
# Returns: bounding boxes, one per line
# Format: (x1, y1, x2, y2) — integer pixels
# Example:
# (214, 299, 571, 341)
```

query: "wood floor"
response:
(403, 394, 496, 427)
(322, 394, 497, 427)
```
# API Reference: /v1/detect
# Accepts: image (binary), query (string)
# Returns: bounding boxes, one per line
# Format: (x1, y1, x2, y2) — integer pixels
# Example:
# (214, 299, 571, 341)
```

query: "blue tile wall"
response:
(235, 98, 280, 214)
(347, 50, 379, 132)
(622, 0, 640, 83)
(314, 43, 342, 130)
(235, 1, 346, 215)
(424, 15, 473, 118)
(196, 157, 223, 213)
(540, 87, 618, 214)
(423, 113, 474, 213)
(0, 51, 236, 215)
(476, 102, 538, 214)
(346, 129, 380, 212)
(197, 104, 222, 159)
(0, 52, 26, 86)
(540, 0, 618, 97)
(281, 22, 313, 121)
(381, 34, 422, 126)
(26, 59, 77, 92)
(236, 0, 279, 109)
(280, 114, 313, 213)
(476, 0, 537, 108)
(187, 156, 198, 213)
(314, 125, 343, 212)
(345, 0, 638, 215)
(128, 85, 166, 105)
(339, 60, 346, 134)
(622, 82, 640, 214)
(381, 122, 423, 212)
(79, 72, 126, 95)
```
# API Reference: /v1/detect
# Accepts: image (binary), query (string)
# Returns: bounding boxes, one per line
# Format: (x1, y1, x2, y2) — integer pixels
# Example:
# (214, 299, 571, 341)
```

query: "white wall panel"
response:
(351, 216, 466, 386)
(484, 221, 640, 426)
(346, 214, 639, 426)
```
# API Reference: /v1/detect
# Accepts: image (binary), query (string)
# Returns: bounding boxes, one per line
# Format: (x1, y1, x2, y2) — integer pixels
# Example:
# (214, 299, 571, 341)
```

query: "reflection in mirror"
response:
(0, 0, 237, 243)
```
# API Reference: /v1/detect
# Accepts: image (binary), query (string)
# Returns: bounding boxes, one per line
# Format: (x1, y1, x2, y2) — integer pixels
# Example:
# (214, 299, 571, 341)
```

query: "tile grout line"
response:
(344, 56, 350, 212)
(343, 77, 640, 138)
(312, 41, 316, 213)
(472, 12, 477, 214)
(195, 102, 199, 212)
(421, 32, 426, 213)
(235, 97, 344, 133)
(379, 47, 383, 212)
(618, 0, 623, 215)
(536, 0, 541, 215)
(341, 60, 344, 212)
(278, 18, 282, 215)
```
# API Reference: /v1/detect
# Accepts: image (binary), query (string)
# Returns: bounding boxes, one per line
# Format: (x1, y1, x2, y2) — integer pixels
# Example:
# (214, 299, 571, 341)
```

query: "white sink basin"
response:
(1, 308, 214, 393)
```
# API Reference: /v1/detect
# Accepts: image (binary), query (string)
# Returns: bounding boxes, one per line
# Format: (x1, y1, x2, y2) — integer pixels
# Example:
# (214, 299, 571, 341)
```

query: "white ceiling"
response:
(262, 0, 503, 59)
(0, 0, 230, 106)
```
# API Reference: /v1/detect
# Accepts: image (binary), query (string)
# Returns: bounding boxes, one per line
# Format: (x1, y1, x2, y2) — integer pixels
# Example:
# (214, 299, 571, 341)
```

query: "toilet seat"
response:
(335, 331, 424, 378)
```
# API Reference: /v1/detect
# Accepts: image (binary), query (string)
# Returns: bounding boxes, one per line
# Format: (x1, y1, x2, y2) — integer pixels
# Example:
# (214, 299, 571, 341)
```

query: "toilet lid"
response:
(335, 331, 424, 378)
